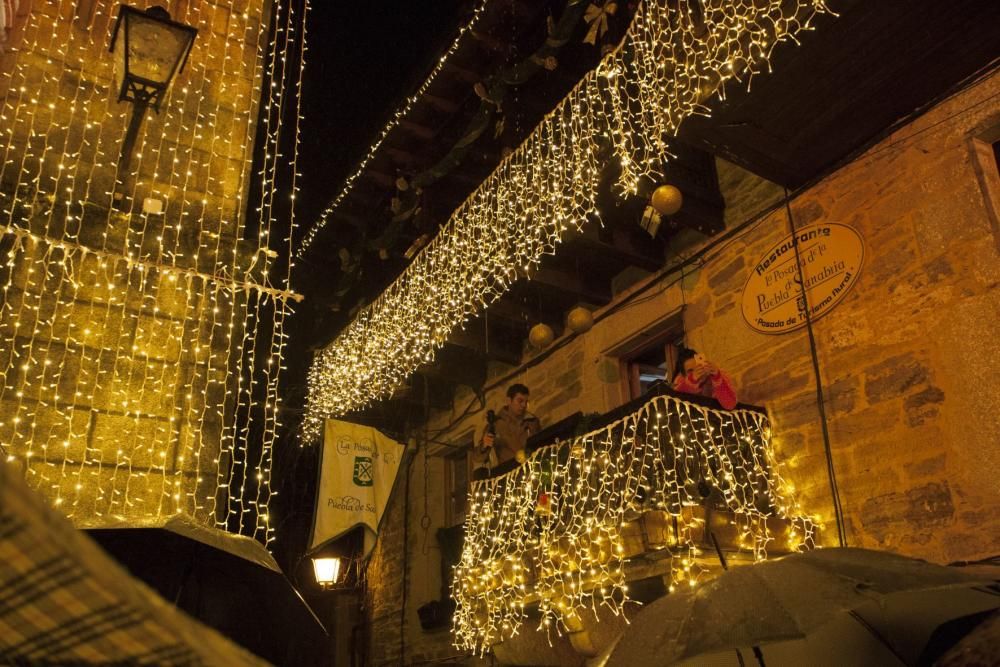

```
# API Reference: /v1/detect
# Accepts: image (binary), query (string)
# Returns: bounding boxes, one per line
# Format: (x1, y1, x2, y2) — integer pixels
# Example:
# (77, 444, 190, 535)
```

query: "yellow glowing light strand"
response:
(451, 393, 818, 653)
(303, 0, 830, 439)
(0, 0, 304, 544)
(295, 0, 490, 258)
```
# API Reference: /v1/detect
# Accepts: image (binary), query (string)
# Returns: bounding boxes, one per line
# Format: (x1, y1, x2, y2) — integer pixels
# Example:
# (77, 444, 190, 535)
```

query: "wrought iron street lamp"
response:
(109, 4, 197, 175)
(311, 556, 343, 590)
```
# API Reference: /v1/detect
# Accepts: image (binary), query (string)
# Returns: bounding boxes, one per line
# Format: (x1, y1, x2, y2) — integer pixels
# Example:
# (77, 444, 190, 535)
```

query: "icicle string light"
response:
(303, 0, 830, 438)
(0, 0, 304, 544)
(451, 394, 818, 653)
(295, 0, 490, 258)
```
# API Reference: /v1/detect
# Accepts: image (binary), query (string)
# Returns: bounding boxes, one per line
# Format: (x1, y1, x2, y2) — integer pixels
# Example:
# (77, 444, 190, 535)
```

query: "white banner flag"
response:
(308, 419, 406, 556)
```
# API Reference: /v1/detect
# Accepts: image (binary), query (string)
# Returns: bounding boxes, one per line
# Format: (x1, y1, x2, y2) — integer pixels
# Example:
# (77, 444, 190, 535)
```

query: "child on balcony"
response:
(671, 348, 738, 410)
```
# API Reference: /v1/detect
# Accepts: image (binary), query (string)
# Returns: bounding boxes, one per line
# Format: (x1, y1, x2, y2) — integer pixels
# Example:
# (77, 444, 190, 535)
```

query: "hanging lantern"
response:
(651, 184, 683, 216)
(565, 306, 593, 334)
(311, 556, 342, 590)
(529, 323, 555, 349)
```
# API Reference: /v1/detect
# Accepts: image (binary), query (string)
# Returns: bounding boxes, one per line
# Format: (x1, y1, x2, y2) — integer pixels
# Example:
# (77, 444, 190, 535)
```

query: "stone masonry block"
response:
(706, 254, 745, 292)
(860, 481, 955, 544)
(903, 386, 945, 427)
(864, 353, 930, 404)
(133, 312, 187, 363)
(90, 412, 174, 471)
(903, 453, 946, 480)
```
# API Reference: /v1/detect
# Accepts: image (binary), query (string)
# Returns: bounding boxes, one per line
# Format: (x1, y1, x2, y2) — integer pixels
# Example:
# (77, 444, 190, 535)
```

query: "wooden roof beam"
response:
(566, 224, 665, 273)
(419, 344, 489, 389)
(398, 119, 436, 141)
(447, 323, 522, 367)
(442, 61, 481, 84)
(363, 169, 395, 189)
(423, 93, 461, 114)
(470, 29, 507, 53)
(526, 266, 611, 307)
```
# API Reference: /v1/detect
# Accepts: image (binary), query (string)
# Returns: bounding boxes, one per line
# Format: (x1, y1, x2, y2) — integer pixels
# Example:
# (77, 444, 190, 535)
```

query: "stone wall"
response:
(365, 463, 408, 666)
(365, 71, 1000, 664)
(0, 0, 277, 534)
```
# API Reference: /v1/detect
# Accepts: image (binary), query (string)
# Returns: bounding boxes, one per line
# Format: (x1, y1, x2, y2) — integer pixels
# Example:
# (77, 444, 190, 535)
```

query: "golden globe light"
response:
(651, 184, 683, 216)
(565, 306, 594, 334)
(529, 323, 555, 349)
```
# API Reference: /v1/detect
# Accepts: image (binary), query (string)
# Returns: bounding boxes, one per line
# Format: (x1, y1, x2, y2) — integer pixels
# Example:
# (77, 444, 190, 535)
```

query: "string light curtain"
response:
(451, 394, 817, 653)
(0, 0, 306, 544)
(303, 0, 831, 438)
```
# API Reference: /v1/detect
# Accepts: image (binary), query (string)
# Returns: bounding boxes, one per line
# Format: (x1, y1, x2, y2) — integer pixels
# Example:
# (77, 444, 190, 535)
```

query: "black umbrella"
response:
(604, 548, 1000, 667)
(88, 516, 329, 666)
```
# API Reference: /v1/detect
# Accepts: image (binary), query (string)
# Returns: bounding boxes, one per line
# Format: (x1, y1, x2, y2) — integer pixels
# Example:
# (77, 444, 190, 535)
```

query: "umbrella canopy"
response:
(0, 461, 268, 666)
(88, 517, 329, 666)
(605, 548, 1000, 667)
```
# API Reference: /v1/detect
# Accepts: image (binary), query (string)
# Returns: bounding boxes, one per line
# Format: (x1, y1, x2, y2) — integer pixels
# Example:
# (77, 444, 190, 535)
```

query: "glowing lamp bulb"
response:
(312, 556, 342, 589)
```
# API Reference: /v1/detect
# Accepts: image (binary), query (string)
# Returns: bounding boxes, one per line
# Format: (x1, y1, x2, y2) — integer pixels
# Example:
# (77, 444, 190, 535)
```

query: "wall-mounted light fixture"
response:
(311, 556, 343, 590)
(109, 4, 197, 177)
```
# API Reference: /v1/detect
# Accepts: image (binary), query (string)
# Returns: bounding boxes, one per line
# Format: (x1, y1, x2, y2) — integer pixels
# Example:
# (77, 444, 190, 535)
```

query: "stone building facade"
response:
(0, 0, 288, 541)
(363, 70, 1000, 665)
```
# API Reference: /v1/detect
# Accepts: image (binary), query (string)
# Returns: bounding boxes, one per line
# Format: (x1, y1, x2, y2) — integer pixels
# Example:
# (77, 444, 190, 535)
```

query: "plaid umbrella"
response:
(0, 461, 270, 666)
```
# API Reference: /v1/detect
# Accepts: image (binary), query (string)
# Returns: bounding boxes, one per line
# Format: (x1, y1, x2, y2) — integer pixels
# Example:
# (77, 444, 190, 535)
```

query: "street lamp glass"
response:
(312, 557, 342, 588)
(110, 5, 197, 109)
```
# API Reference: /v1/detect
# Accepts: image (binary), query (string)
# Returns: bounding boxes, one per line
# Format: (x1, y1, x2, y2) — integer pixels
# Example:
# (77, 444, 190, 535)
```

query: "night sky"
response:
(293, 1, 467, 238)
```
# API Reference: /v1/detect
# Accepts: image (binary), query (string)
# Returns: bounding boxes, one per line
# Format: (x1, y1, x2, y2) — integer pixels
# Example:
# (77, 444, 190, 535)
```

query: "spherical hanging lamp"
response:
(528, 323, 555, 349)
(650, 184, 683, 216)
(565, 306, 593, 334)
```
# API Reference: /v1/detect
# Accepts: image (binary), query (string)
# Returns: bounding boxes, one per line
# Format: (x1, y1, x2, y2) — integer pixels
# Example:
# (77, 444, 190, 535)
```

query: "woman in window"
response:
(671, 347, 738, 410)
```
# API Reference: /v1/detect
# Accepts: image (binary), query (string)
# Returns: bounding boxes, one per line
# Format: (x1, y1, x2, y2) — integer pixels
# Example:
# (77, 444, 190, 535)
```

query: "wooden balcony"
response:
(451, 385, 817, 658)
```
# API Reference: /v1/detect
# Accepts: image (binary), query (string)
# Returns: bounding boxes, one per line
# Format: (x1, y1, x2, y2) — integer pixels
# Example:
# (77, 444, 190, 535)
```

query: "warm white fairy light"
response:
(295, 0, 490, 259)
(303, 0, 830, 439)
(0, 0, 304, 544)
(451, 394, 818, 653)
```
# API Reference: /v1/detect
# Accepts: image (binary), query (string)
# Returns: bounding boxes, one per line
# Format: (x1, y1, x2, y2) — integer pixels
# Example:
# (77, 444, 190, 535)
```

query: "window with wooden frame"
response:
(444, 433, 473, 528)
(622, 335, 681, 401)
(604, 310, 685, 404)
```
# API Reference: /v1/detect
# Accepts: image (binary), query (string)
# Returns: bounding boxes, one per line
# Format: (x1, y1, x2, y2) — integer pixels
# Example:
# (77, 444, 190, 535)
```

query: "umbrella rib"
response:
(847, 609, 910, 664)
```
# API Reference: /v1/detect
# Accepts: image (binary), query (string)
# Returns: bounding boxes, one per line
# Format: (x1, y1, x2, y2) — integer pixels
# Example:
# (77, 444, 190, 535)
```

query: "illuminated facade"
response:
(0, 0, 302, 542)
(359, 71, 1000, 661)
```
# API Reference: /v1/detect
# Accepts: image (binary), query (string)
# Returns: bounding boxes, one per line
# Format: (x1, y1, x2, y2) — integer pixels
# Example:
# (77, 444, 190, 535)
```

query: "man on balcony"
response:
(475, 383, 541, 479)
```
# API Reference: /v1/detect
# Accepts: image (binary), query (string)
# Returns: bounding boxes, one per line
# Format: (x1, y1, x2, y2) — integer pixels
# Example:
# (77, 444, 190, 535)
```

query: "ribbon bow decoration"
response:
(583, 1, 617, 45)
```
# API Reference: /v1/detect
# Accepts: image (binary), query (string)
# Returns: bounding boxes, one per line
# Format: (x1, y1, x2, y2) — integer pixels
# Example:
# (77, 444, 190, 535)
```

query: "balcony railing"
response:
(451, 386, 817, 653)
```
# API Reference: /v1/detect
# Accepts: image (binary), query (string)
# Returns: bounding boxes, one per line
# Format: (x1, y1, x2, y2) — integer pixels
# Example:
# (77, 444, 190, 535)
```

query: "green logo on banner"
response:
(353, 456, 373, 486)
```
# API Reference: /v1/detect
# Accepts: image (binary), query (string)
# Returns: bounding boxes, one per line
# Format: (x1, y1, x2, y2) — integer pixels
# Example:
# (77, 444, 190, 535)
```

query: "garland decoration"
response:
(303, 0, 831, 439)
(299, 0, 604, 314)
(451, 393, 817, 652)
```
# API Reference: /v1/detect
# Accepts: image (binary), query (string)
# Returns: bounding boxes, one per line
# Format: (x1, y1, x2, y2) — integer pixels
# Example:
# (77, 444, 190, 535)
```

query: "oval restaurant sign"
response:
(741, 223, 864, 334)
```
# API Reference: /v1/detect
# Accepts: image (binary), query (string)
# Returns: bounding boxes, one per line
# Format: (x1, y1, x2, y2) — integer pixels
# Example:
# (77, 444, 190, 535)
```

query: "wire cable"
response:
(784, 189, 847, 547)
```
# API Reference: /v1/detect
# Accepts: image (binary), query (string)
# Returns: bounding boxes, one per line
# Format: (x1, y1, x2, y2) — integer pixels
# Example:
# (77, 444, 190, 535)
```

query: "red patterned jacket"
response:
(672, 370, 738, 410)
